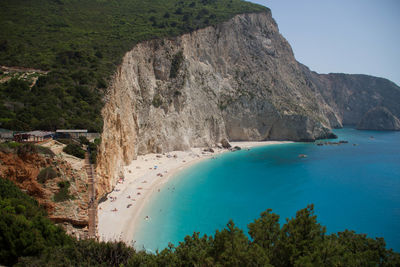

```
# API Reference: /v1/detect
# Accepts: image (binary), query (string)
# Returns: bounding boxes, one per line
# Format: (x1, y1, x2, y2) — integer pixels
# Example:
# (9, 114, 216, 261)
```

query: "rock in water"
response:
(221, 138, 232, 149)
(357, 107, 400, 130)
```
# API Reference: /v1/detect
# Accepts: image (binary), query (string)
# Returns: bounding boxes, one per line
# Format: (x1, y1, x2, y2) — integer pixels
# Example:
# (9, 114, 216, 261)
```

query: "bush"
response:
(90, 150, 97, 164)
(0, 178, 71, 266)
(37, 167, 58, 183)
(16, 143, 37, 157)
(79, 136, 89, 145)
(35, 145, 55, 157)
(93, 138, 101, 146)
(53, 181, 74, 202)
(57, 138, 76, 145)
(0, 142, 54, 157)
(0, 141, 22, 153)
(169, 51, 184, 78)
(152, 94, 163, 108)
(63, 144, 85, 159)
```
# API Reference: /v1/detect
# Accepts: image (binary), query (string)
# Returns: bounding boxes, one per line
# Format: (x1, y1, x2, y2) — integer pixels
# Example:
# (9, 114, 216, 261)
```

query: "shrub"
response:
(35, 145, 55, 157)
(0, 141, 22, 153)
(169, 51, 184, 78)
(16, 143, 37, 157)
(90, 150, 97, 164)
(63, 144, 85, 159)
(93, 138, 101, 146)
(79, 136, 89, 145)
(0, 142, 54, 157)
(57, 138, 75, 145)
(0, 178, 71, 265)
(37, 167, 58, 183)
(152, 94, 163, 108)
(53, 181, 74, 202)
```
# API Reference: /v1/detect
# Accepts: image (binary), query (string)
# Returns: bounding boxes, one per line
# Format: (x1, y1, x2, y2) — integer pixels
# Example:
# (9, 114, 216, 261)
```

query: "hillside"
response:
(0, 0, 267, 131)
(0, 141, 91, 237)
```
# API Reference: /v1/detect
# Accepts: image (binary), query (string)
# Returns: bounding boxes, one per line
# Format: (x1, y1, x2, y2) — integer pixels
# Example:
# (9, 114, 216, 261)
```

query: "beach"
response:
(97, 141, 291, 245)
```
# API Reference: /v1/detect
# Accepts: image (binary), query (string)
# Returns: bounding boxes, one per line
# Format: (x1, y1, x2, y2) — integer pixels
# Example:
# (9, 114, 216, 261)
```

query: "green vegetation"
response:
(152, 94, 163, 108)
(0, 142, 55, 157)
(0, 178, 71, 266)
(88, 138, 100, 164)
(37, 167, 58, 184)
(62, 143, 85, 159)
(0, 0, 267, 132)
(0, 141, 22, 153)
(170, 50, 184, 78)
(79, 135, 90, 146)
(53, 181, 74, 202)
(1, 178, 399, 266)
(57, 138, 77, 145)
(60, 136, 98, 162)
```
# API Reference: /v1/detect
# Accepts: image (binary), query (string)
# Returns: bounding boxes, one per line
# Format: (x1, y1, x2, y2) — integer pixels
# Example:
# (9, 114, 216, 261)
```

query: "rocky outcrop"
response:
(302, 68, 400, 128)
(221, 138, 231, 149)
(97, 11, 400, 197)
(357, 107, 400, 130)
(0, 150, 90, 235)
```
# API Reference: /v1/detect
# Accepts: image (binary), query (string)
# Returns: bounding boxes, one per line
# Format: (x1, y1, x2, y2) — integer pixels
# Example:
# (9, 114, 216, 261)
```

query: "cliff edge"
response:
(96, 11, 400, 197)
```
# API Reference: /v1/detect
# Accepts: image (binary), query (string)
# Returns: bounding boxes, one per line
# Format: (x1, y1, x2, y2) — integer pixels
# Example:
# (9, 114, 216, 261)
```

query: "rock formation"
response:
(0, 149, 90, 236)
(97, 11, 400, 197)
(357, 107, 400, 130)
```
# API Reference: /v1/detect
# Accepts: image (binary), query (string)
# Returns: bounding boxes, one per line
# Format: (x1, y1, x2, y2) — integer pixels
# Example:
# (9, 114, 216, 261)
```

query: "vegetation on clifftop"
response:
(0, 0, 267, 132)
(1, 178, 399, 266)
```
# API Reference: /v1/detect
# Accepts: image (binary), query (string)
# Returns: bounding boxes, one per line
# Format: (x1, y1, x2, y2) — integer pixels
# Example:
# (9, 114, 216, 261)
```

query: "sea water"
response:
(133, 128, 400, 252)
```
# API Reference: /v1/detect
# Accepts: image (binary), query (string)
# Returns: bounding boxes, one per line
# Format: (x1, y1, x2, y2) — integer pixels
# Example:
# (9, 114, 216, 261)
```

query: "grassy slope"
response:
(0, 0, 267, 132)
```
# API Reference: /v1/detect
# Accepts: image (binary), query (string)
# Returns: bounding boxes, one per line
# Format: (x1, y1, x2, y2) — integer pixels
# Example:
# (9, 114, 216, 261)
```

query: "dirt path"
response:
(1, 65, 49, 74)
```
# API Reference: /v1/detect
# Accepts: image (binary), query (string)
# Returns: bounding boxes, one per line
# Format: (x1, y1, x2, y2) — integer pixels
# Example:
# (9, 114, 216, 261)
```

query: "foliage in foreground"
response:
(0, 179, 71, 266)
(1, 178, 399, 266)
(0, 0, 267, 131)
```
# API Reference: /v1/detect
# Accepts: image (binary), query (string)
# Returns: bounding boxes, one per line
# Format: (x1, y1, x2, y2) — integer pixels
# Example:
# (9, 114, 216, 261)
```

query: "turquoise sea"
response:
(133, 127, 400, 252)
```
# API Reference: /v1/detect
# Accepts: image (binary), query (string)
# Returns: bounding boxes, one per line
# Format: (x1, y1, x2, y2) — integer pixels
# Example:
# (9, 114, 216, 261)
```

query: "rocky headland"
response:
(96, 11, 400, 198)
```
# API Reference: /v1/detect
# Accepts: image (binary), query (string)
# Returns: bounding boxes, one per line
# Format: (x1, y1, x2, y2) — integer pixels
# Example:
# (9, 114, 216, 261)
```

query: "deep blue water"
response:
(133, 128, 400, 252)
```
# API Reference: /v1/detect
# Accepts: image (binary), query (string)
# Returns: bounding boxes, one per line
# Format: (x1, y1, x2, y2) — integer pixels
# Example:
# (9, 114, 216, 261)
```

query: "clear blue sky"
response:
(248, 0, 400, 86)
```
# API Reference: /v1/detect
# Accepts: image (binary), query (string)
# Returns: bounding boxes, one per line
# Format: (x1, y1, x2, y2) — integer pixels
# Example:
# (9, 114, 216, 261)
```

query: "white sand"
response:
(97, 141, 291, 245)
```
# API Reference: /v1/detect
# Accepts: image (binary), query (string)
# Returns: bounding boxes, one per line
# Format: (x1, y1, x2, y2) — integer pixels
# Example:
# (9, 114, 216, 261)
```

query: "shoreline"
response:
(97, 141, 292, 245)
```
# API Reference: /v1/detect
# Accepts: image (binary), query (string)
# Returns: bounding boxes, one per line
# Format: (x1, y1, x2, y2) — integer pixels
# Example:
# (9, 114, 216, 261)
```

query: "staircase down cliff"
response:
(96, 11, 400, 197)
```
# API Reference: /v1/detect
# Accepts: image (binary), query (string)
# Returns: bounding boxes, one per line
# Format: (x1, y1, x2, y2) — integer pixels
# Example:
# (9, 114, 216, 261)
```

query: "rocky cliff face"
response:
(302, 68, 400, 127)
(0, 150, 90, 237)
(357, 107, 400, 130)
(97, 11, 400, 197)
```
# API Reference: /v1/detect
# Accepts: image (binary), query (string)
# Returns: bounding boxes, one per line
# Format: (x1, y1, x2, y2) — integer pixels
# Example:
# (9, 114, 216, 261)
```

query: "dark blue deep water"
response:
(134, 128, 400, 252)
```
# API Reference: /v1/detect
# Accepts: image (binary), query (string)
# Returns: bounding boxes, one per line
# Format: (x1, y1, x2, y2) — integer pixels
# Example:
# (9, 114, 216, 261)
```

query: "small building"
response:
(56, 129, 88, 139)
(13, 131, 54, 143)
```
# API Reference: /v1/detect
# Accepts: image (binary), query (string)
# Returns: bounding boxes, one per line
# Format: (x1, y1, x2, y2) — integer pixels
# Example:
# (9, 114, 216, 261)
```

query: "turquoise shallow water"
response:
(133, 128, 400, 252)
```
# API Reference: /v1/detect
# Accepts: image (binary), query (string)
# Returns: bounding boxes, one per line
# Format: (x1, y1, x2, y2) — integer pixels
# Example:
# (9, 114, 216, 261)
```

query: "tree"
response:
(248, 208, 280, 260)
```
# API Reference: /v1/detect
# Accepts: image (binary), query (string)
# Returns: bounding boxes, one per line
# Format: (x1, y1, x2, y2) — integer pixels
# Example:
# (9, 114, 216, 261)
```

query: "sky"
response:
(248, 0, 400, 86)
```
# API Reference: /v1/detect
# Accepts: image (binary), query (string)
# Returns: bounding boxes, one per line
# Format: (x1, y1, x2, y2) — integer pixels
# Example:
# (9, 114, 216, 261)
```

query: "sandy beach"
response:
(97, 141, 291, 245)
